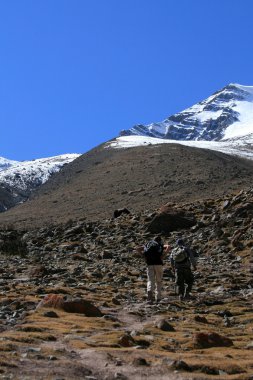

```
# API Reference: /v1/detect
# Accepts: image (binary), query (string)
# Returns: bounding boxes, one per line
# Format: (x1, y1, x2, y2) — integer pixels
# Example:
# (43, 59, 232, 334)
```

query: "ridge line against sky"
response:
(0, 0, 253, 160)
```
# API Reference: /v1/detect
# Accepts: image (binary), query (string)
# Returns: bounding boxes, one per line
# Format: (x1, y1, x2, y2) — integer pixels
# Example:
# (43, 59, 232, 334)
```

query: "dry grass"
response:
(0, 297, 252, 379)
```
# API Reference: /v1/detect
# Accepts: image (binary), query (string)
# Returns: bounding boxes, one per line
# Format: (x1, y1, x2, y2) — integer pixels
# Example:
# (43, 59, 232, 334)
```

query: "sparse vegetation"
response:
(0, 150, 253, 378)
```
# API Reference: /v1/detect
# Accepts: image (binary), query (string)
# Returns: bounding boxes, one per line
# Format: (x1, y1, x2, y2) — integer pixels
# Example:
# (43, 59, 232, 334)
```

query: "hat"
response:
(176, 239, 184, 246)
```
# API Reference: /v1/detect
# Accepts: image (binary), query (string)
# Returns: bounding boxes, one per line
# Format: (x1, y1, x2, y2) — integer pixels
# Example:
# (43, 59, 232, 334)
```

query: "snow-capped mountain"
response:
(120, 83, 253, 142)
(0, 154, 80, 212)
(0, 157, 19, 171)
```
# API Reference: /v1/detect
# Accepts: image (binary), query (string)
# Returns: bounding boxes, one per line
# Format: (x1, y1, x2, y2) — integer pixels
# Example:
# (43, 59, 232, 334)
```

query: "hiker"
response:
(170, 238, 197, 301)
(136, 236, 170, 303)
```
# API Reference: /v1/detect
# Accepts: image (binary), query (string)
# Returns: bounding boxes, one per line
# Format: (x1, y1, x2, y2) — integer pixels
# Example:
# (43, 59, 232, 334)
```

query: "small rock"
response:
(118, 333, 135, 347)
(101, 250, 113, 259)
(194, 315, 208, 324)
(223, 200, 230, 210)
(103, 315, 119, 322)
(246, 341, 253, 349)
(27, 347, 41, 353)
(155, 319, 175, 332)
(48, 355, 58, 360)
(132, 357, 149, 366)
(112, 297, 121, 305)
(217, 310, 233, 318)
(43, 311, 59, 318)
(114, 373, 128, 380)
(170, 360, 191, 371)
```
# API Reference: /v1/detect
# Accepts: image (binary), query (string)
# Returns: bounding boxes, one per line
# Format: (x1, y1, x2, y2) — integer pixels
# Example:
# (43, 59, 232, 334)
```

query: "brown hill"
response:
(1, 141, 253, 229)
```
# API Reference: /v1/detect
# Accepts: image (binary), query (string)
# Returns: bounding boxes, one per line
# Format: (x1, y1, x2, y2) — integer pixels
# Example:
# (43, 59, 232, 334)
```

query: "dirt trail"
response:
(37, 303, 186, 380)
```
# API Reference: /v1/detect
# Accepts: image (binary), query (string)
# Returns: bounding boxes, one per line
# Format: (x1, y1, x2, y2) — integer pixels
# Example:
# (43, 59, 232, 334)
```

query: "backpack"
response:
(144, 240, 161, 258)
(172, 246, 188, 263)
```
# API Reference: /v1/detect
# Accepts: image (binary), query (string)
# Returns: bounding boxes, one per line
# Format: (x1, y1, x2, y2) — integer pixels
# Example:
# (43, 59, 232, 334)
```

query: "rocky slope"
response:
(0, 186, 252, 379)
(121, 83, 253, 141)
(1, 142, 253, 230)
(0, 154, 79, 212)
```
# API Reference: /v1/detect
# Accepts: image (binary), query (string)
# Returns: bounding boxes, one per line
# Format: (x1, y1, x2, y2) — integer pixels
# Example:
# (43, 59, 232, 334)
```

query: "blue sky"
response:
(0, 0, 253, 160)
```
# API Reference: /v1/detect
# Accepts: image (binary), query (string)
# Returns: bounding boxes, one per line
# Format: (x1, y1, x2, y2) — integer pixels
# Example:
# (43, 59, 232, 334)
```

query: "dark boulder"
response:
(63, 299, 103, 317)
(170, 360, 192, 372)
(37, 294, 103, 317)
(155, 319, 175, 331)
(114, 208, 131, 218)
(118, 333, 136, 347)
(194, 332, 233, 348)
(147, 206, 196, 234)
(0, 230, 28, 256)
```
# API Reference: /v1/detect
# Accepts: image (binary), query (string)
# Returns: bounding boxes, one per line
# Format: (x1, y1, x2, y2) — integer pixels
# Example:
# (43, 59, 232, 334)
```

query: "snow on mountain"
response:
(0, 157, 19, 171)
(120, 83, 253, 141)
(0, 154, 80, 192)
(107, 134, 253, 160)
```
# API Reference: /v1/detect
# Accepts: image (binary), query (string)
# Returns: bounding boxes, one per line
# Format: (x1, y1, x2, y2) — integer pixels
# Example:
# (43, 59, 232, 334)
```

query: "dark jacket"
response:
(144, 240, 164, 266)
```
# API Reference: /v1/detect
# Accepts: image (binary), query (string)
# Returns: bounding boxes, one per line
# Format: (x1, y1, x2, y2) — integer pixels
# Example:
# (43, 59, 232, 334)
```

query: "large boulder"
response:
(37, 294, 103, 317)
(63, 299, 103, 317)
(194, 332, 233, 348)
(147, 206, 196, 234)
(0, 230, 27, 256)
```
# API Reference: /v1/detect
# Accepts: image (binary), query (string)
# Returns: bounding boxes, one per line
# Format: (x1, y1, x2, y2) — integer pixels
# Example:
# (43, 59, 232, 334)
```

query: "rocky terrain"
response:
(0, 186, 252, 379)
(1, 142, 253, 229)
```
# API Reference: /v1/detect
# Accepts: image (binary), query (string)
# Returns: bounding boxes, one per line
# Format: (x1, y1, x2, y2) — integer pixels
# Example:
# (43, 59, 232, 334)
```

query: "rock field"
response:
(0, 187, 253, 379)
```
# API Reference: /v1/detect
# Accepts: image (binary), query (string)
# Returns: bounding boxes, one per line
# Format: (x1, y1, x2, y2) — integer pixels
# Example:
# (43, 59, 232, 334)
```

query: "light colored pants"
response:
(147, 265, 163, 300)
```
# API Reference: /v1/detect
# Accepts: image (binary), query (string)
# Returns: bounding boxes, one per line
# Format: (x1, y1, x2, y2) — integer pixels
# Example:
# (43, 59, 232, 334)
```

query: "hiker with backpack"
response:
(136, 236, 170, 304)
(170, 238, 197, 301)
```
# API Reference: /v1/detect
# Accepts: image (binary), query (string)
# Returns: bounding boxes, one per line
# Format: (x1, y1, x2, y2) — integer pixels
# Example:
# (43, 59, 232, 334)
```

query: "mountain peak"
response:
(120, 83, 253, 141)
(228, 82, 253, 91)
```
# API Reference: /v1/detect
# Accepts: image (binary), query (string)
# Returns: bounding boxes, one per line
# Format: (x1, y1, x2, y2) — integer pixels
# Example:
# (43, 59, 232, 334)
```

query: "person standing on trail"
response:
(136, 236, 170, 304)
(170, 238, 197, 301)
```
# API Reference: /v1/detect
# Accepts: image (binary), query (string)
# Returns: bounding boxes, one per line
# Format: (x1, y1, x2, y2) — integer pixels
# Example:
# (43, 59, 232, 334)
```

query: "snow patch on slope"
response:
(224, 102, 253, 139)
(107, 135, 253, 160)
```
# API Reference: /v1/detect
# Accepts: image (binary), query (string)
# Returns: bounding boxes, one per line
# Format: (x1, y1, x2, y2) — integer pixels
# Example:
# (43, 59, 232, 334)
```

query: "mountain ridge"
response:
(0, 153, 80, 211)
(1, 141, 253, 229)
(120, 83, 253, 142)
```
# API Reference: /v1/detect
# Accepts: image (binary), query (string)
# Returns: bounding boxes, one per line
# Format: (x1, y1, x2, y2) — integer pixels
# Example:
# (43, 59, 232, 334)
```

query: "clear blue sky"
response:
(1, 0, 253, 160)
